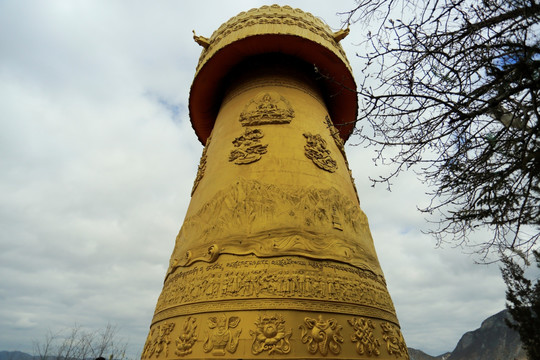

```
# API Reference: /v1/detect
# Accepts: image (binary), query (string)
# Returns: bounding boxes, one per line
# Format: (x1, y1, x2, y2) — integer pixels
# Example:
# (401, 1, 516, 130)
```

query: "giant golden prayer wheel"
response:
(142, 5, 408, 360)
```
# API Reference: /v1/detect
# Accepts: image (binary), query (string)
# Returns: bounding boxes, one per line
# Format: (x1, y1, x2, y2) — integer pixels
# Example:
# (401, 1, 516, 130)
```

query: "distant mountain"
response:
(447, 310, 527, 360)
(0, 351, 34, 360)
(408, 347, 451, 360)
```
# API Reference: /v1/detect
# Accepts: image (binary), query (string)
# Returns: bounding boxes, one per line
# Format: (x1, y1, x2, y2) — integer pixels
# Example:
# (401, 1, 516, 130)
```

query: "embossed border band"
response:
(152, 298, 399, 326)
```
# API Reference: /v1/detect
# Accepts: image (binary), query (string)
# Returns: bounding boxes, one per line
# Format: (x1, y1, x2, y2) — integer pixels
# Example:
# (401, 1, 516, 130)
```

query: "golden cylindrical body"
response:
(142, 5, 408, 360)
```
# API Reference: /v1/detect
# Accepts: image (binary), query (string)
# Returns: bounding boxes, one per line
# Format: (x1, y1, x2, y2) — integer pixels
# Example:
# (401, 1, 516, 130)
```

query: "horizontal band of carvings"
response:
(167, 180, 379, 273)
(196, 5, 350, 73)
(156, 255, 396, 323)
(151, 298, 399, 326)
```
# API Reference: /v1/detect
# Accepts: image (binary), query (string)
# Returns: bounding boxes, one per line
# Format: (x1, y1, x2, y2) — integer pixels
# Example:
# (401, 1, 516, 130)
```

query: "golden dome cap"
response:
(189, 4, 357, 144)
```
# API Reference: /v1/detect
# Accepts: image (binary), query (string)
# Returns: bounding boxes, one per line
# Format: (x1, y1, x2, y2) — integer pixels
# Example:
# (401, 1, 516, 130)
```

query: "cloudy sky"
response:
(0, 1, 510, 358)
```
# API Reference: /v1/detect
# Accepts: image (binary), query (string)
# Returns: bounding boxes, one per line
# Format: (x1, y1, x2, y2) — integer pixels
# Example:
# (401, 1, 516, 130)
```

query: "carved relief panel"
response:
(203, 314, 242, 355)
(175, 317, 198, 356)
(381, 322, 409, 359)
(250, 314, 292, 355)
(348, 317, 381, 356)
(229, 128, 268, 164)
(191, 133, 212, 196)
(142, 322, 175, 359)
(239, 91, 294, 126)
(300, 315, 344, 355)
(303, 132, 338, 172)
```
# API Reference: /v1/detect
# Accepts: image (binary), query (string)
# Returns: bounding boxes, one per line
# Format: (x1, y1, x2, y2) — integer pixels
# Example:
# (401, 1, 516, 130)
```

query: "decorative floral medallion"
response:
(348, 317, 381, 356)
(250, 314, 292, 355)
(175, 317, 198, 356)
(229, 128, 268, 165)
(303, 132, 337, 172)
(203, 314, 242, 355)
(300, 315, 344, 355)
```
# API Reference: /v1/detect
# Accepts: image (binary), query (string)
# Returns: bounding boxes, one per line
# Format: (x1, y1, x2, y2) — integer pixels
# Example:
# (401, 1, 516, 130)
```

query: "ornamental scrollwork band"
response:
(142, 315, 408, 358)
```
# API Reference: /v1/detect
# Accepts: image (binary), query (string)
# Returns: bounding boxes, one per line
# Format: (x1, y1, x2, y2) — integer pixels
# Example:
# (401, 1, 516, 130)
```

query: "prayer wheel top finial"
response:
(189, 4, 357, 145)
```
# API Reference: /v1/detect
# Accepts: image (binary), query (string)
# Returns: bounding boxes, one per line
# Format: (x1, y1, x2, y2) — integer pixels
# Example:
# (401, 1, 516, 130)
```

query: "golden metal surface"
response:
(143, 4, 408, 360)
(188, 4, 358, 145)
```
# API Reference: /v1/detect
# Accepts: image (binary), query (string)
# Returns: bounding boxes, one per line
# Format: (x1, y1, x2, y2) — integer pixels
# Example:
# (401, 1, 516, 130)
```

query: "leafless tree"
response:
(33, 324, 127, 360)
(341, 0, 540, 259)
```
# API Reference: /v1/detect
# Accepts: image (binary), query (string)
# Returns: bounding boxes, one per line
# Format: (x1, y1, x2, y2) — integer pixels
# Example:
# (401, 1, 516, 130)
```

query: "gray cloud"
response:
(0, 1, 508, 358)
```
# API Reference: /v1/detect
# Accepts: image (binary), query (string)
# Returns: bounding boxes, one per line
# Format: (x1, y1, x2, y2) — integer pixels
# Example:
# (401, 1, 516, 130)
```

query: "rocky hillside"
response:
(447, 310, 527, 360)
(409, 309, 528, 360)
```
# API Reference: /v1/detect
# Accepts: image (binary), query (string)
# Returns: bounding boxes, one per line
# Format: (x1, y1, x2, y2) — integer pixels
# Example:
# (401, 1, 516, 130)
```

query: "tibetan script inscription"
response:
(156, 257, 395, 316)
(229, 128, 268, 164)
(303, 132, 337, 172)
(239, 91, 294, 126)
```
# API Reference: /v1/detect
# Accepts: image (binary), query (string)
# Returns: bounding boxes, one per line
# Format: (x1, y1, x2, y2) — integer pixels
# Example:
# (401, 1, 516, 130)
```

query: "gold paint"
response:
(229, 128, 268, 164)
(174, 317, 197, 356)
(143, 4, 407, 360)
(250, 314, 292, 355)
(194, 5, 351, 75)
(141, 322, 175, 359)
(333, 27, 350, 42)
(303, 132, 338, 172)
(325, 114, 360, 202)
(348, 317, 382, 356)
(240, 91, 294, 126)
(192, 30, 210, 49)
(203, 314, 242, 355)
(381, 322, 409, 359)
(191, 133, 211, 196)
(300, 315, 344, 355)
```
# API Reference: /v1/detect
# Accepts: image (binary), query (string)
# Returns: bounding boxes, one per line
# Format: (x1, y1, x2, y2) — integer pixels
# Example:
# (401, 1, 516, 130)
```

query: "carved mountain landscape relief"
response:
(167, 179, 380, 274)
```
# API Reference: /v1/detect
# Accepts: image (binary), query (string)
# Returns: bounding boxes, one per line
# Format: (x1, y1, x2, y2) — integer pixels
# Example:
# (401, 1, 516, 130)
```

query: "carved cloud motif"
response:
(303, 132, 338, 172)
(229, 128, 268, 164)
